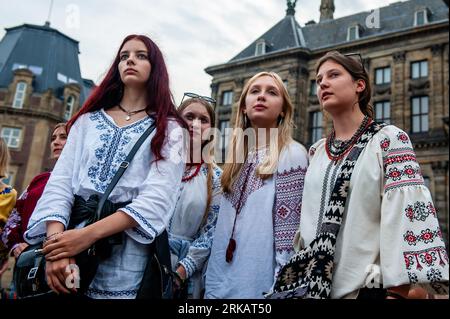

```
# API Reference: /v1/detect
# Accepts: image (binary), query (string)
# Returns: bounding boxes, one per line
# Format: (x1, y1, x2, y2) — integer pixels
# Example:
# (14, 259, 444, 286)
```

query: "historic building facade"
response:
(0, 23, 94, 192)
(206, 0, 449, 247)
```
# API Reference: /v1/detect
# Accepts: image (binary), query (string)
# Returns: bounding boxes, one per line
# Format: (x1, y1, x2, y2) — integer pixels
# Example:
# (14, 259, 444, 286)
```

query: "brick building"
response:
(0, 22, 94, 192)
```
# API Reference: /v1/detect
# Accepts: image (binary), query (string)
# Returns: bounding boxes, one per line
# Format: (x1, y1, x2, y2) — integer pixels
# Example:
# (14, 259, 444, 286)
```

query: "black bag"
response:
(14, 122, 157, 298)
(13, 244, 52, 298)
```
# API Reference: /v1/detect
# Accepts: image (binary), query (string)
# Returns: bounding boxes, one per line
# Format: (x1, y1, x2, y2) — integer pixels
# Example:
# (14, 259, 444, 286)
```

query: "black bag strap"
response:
(95, 120, 156, 221)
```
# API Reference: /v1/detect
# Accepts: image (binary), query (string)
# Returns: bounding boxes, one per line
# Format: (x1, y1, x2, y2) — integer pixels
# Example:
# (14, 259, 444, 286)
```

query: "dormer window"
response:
(13, 81, 27, 109)
(414, 9, 429, 26)
(255, 39, 267, 56)
(64, 95, 76, 120)
(347, 25, 360, 41)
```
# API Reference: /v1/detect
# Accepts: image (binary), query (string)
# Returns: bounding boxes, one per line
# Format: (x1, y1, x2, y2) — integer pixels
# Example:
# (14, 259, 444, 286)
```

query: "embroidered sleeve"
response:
(379, 126, 449, 292)
(178, 168, 222, 278)
(1, 207, 22, 251)
(120, 121, 186, 244)
(24, 119, 82, 244)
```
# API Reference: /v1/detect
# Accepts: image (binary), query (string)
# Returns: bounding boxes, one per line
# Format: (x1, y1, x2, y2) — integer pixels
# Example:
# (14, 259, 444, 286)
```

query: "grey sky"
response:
(0, 0, 399, 104)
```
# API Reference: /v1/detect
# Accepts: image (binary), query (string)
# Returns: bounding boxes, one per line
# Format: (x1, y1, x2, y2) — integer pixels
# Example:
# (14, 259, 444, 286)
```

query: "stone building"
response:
(205, 0, 449, 247)
(0, 22, 94, 192)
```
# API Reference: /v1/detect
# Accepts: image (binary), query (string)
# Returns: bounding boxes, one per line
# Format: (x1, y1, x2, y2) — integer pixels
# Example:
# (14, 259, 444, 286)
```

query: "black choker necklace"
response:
(118, 104, 147, 121)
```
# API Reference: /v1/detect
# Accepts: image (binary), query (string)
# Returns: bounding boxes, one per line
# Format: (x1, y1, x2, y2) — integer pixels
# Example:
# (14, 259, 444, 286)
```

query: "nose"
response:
(319, 79, 329, 90)
(257, 91, 266, 101)
(126, 54, 136, 65)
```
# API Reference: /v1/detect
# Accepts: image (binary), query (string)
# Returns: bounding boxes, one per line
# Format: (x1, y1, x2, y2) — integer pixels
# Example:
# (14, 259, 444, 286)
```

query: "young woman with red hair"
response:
(24, 35, 186, 299)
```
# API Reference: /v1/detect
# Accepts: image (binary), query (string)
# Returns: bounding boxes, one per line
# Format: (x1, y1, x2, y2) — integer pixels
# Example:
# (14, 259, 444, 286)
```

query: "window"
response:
(375, 67, 391, 85)
(12, 82, 27, 109)
(347, 26, 359, 41)
(57, 72, 68, 83)
(283, 80, 288, 89)
(411, 96, 429, 133)
(219, 120, 230, 163)
(1, 127, 22, 148)
(414, 10, 428, 26)
(309, 111, 323, 144)
(310, 80, 317, 96)
(64, 95, 75, 120)
(411, 60, 428, 79)
(255, 39, 266, 56)
(374, 101, 391, 124)
(222, 91, 233, 106)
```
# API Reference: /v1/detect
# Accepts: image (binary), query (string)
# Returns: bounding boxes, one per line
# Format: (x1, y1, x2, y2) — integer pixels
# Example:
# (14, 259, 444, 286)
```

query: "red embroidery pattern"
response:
(274, 166, 307, 252)
(405, 201, 436, 222)
(403, 228, 442, 246)
(383, 148, 424, 192)
(403, 246, 448, 271)
(380, 138, 390, 151)
(397, 131, 409, 144)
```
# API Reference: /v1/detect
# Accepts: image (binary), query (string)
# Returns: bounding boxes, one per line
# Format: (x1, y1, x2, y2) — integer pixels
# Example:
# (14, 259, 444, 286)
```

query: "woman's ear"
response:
(356, 79, 366, 93)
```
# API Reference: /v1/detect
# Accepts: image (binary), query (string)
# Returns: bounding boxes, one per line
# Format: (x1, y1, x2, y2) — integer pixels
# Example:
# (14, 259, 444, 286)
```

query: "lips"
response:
(124, 68, 137, 74)
(321, 92, 333, 101)
(253, 103, 267, 110)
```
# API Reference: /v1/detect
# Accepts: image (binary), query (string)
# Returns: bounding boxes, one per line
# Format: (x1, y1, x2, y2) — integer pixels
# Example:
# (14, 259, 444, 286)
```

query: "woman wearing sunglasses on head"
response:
(168, 93, 222, 299)
(23, 34, 186, 299)
(280, 51, 448, 299)
(204, 72, 308, 299)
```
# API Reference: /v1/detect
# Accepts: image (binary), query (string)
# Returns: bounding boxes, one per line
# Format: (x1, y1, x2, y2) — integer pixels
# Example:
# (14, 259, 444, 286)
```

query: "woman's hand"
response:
(12, 243, 29, 259)
(46, 257, 78, 294)
(43, 228, 96, 261)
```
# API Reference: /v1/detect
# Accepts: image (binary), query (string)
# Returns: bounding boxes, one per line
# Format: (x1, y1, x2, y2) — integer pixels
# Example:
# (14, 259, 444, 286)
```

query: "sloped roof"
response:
(222, 0, 448, 65)
(0, 23, 89, 102)
(230, 14, 305, 62)
(302, 0, 448, 50)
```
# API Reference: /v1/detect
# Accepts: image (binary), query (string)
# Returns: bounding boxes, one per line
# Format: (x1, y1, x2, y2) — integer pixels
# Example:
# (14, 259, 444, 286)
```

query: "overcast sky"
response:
(0, 0, 400, 104)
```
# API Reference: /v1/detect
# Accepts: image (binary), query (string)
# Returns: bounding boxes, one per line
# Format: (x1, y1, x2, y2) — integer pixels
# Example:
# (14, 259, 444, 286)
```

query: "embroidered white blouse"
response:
(205, 141, 308, 299)
(168, 163, 222, 297)
(24, 109, 185, 299)
(298, 125, 449, 298)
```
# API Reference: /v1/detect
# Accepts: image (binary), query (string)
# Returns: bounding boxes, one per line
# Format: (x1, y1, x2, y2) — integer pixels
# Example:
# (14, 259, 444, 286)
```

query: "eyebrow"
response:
(120, 50, 148, 54)
(250, 84, 279, 91)
(316, 68, 341, 78)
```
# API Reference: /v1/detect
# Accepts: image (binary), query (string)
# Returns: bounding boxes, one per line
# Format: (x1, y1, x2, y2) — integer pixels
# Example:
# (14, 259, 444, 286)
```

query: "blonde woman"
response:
(169, 94, 222, 298)
(205, 72, 308, 298)
(0, 138, 17, 279)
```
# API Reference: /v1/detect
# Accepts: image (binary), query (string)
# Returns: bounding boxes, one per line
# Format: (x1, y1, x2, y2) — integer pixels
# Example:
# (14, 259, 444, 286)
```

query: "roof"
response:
(0, 23, 90, 102)
(230, 14, 305, 61)
(222, 0, 448, 64)
(302, 0, 448, 50)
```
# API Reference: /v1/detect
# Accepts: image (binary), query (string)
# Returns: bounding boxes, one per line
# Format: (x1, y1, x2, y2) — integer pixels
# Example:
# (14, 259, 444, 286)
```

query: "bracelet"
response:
(386, 290, 407, 299)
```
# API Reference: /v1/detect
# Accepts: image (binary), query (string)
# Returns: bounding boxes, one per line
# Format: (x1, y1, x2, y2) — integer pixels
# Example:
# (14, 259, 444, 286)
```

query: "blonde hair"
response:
(221, 72, 294, 193)
(178, 97, 218, 226)
(0, 138, 10, 179)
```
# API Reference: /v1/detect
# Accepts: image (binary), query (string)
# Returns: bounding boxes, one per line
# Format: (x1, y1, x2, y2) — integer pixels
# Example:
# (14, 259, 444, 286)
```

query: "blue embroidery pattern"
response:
(123, 206, 157, 237)
(87, 111, 152, 193)
(26, 213, 69, 239)
(132, 227, 153, 241)
(86, 288, 138, 298)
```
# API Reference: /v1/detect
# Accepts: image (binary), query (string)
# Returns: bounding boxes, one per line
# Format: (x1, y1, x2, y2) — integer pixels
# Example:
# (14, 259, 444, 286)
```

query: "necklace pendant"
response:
(125, 115, 131, 121)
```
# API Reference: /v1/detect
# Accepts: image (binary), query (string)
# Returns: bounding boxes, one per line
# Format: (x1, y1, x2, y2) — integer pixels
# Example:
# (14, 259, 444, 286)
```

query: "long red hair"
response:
(67, 34, 186, 161)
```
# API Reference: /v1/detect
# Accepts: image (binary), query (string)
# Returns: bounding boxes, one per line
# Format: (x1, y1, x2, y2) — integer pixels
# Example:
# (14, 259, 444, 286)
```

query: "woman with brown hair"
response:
(205, 72, 308, 298)
(289, 51, 448, 299)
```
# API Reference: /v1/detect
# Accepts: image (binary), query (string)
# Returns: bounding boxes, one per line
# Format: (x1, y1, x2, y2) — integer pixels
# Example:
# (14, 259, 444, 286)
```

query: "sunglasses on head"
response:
(180, 92, 216, 109)
(344, 52, 364, 67)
